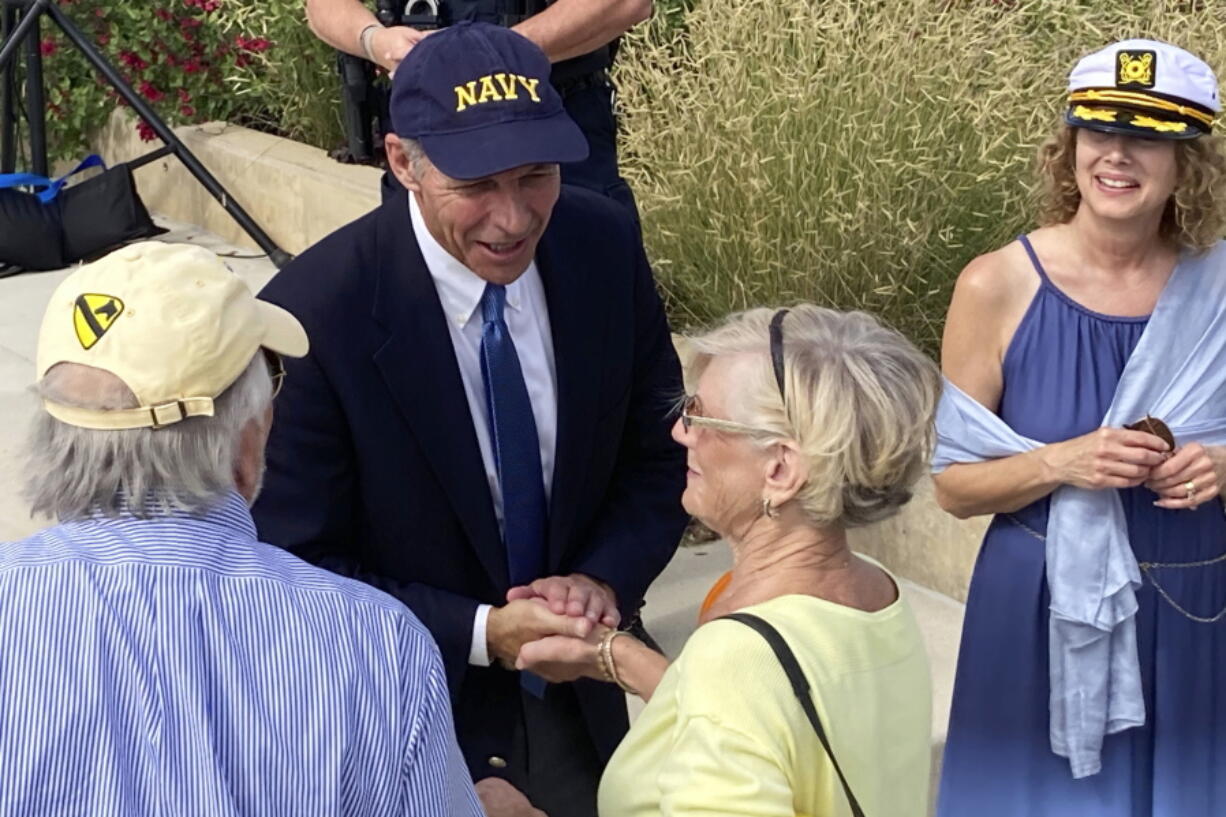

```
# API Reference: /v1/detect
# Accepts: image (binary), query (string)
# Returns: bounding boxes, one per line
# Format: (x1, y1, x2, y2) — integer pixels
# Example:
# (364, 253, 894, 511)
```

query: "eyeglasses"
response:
(680, 394, 772, 436)
(680, 309, 791, 437)
(263, 348, 286, 399)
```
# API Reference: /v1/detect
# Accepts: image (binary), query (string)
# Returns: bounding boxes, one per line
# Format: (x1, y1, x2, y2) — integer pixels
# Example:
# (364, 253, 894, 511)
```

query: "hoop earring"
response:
(762, 497, 779, 519)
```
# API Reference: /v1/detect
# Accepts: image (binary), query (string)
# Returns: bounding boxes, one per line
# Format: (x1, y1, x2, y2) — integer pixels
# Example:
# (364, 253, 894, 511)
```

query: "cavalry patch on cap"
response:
(73, 293, 124, 350)
(1117, 50, 1156, 88)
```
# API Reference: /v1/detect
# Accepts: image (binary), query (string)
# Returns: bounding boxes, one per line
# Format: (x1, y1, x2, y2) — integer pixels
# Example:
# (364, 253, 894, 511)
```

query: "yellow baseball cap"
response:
(36, 241, 308, 430)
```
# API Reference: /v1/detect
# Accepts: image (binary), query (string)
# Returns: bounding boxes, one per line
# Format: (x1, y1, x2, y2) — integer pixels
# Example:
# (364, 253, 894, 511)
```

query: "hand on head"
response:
(370, 26, 433, 74)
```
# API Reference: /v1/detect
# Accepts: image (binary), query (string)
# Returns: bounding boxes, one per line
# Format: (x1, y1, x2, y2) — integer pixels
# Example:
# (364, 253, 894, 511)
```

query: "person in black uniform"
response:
(306, 0, 644, 212)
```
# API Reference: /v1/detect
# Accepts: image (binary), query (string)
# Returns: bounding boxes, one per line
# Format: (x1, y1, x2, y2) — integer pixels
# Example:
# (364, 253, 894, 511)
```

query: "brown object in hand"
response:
(1126, 415, 1176, 450)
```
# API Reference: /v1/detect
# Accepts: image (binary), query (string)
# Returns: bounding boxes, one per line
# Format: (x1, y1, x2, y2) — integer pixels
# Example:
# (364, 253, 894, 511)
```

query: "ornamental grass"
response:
(614, 0, 1226, 352)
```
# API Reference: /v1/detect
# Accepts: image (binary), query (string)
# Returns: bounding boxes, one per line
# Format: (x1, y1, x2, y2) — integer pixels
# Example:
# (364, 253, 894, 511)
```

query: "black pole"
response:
(22, 4, 45, 175)
(126, 144, 173, 171)
(0, 3, 16, 173)
(0, 0, 292, 268)
(0, 0, 44, 73)
(44, 2, 291, 267)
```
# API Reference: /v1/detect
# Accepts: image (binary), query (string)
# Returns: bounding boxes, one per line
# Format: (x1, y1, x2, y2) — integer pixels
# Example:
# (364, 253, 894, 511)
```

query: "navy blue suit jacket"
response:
(252, 186, 688, 775)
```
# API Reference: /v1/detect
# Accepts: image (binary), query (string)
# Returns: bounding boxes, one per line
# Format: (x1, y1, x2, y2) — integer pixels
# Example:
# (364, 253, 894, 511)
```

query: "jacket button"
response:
(487, 756, 508, 769)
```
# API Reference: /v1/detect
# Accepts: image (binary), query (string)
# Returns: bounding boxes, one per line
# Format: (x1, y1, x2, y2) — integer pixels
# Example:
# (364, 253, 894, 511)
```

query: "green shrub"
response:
(28, 0, 342, 164)
(614, 0, 1226, 352)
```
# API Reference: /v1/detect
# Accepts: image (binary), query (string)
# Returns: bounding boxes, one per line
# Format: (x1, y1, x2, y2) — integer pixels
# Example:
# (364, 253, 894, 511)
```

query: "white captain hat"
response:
(1065, 39, 1219, 140)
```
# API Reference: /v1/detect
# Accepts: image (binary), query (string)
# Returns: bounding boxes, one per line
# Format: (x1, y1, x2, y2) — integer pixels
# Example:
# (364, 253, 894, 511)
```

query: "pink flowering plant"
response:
(32, 0, 342, 163)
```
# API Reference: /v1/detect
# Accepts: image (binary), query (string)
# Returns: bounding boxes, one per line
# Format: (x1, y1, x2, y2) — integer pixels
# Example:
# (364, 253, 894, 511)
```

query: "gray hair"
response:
(23, 355, 273, 521)
(687, 304, 941, 529)
(399, 137, 429, 178)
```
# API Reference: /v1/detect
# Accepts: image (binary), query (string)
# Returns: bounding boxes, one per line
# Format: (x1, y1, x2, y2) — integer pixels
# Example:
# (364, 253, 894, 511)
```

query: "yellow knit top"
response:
(598, 561, 932, 816)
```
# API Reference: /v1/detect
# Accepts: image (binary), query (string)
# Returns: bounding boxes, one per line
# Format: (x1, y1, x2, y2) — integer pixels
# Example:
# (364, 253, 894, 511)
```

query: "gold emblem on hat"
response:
(1073, 105, 1118, 123)
(1131, 114, 1187, 133)
(1117, 51, 1155, 88)
(73, 293, 125, 350)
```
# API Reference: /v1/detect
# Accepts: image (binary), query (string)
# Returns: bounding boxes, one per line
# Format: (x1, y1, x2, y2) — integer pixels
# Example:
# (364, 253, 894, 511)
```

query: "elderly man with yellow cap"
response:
(0, 242, 487, 815)
(934, 39, 1226, 815)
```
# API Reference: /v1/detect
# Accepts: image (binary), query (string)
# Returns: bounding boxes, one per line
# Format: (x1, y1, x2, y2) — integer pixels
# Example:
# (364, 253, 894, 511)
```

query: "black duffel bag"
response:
(0, 156, 163, 275)
(0, 185, 65, 270)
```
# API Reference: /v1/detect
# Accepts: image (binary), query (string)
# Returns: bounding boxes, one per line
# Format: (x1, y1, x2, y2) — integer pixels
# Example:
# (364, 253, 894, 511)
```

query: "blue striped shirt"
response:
(0, 492, 483, 816)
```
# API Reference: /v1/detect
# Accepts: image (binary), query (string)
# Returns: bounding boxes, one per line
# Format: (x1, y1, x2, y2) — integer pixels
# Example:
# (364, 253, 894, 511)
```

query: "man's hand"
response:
(505, 573, 620, 628)
(486, 598, 593, 668)
(474, 778, 548, 817)
(369, 25, 432, 73)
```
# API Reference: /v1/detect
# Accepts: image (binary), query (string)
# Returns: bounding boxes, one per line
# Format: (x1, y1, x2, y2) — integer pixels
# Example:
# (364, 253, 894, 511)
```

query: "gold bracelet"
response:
(594, 633, 614, 683)
(602, 630, 638, 695)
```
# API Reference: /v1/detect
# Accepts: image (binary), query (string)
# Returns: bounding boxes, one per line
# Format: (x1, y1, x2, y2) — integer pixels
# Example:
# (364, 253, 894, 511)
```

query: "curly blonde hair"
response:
(1036, 124, 1226, 252)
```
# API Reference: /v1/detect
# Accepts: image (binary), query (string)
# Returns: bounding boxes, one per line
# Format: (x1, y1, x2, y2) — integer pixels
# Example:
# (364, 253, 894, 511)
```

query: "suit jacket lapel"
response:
(538, 230, 606, 571)
(370, 198, 508, 589)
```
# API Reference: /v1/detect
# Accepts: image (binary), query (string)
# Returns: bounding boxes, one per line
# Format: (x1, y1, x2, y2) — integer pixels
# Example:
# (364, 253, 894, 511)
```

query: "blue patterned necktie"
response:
(479, 283, 548, 697)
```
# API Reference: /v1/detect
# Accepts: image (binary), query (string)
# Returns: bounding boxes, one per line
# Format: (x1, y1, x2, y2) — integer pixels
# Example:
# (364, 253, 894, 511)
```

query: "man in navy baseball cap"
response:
(253, 17, 687, 817)
(389, 21, 589, 179)
(382, 22, 589, 285)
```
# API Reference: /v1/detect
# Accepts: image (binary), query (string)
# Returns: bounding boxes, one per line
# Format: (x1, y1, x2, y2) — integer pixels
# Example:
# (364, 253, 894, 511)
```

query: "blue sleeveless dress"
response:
(937, 236, 1226, 816)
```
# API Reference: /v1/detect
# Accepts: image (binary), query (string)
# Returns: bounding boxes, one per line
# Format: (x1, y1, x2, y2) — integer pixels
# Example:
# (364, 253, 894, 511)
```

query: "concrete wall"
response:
(90, 113, 988, 601)
(92, 111, 381, 255)
(850, 478, 986, 602)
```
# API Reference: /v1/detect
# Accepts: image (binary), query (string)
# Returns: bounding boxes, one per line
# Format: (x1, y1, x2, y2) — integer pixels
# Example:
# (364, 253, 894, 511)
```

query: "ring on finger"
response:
(1185, 480, 1197, 501)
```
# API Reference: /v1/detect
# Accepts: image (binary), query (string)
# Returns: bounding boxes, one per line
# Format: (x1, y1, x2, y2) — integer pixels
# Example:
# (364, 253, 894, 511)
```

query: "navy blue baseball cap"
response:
(390, 22, 589, 179)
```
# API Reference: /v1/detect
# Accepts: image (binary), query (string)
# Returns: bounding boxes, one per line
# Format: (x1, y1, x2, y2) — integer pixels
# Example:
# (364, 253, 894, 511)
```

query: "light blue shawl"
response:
(933, 241, 1226, 778)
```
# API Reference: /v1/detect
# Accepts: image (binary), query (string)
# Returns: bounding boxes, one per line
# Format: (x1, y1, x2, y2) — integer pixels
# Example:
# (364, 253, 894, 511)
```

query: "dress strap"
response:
(1016, 234, 1054, 286)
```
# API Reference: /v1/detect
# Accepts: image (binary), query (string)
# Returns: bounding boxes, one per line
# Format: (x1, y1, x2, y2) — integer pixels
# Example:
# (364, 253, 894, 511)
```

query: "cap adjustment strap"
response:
(150, 401, 189, 429)
(43, 396, 216, 430)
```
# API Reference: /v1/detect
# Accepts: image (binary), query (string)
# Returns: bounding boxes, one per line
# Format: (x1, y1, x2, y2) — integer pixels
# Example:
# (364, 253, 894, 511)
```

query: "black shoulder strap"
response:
(721, 612, 866, 817)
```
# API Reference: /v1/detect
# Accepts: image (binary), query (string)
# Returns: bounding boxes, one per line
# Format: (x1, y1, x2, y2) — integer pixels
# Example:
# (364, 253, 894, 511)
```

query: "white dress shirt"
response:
(409, 194, 558, 667)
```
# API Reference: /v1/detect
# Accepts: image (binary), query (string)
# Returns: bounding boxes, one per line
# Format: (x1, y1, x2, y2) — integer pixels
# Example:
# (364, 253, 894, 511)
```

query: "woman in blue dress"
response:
(935, 40, 1226, 815)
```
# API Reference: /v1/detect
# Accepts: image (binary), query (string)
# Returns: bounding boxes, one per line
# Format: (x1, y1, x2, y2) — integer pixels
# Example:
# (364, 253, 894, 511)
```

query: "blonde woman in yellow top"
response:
(517, 305, 940, 817)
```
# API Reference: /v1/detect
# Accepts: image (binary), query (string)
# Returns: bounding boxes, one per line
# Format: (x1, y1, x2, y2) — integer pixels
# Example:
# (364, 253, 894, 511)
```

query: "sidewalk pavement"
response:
(1, 223, 964, 810)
